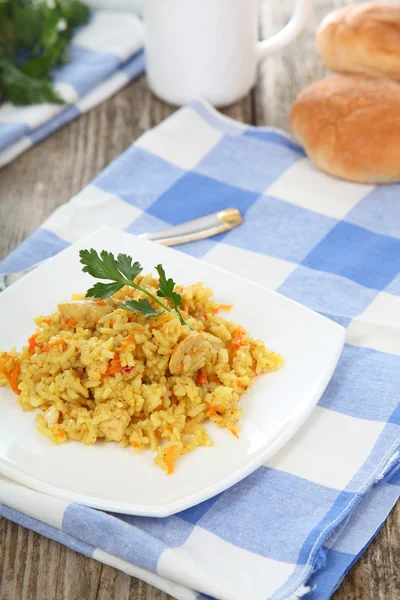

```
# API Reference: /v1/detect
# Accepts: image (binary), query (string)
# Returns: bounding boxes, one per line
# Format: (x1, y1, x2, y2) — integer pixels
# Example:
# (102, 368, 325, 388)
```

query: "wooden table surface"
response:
(0, 1, 399, 599)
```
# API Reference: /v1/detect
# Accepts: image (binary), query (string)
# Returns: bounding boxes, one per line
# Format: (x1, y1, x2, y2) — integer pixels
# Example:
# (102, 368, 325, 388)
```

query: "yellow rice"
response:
(0, 275, 283, 473)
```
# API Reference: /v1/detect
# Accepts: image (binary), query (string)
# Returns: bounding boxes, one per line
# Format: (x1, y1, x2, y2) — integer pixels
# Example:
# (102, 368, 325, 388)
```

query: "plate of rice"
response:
(0, 228, 345, 516)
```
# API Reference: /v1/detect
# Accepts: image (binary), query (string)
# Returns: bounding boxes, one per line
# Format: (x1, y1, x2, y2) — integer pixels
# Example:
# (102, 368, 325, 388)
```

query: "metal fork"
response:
(0, 208, 242, 292)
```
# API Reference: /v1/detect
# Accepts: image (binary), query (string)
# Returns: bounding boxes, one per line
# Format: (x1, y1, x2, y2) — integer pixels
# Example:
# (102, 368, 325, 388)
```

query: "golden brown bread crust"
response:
(290, 75, 400, 184)
(317, 3, 400, 81)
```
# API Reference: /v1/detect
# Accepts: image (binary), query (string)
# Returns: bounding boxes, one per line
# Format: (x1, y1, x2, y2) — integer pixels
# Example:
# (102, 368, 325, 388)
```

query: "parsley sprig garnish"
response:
(79, 249, 189, 326)
(0, 0, 90, 106)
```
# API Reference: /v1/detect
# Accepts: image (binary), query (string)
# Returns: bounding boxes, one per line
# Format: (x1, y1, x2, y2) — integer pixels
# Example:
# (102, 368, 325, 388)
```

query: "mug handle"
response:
(258, 0, 311, 59)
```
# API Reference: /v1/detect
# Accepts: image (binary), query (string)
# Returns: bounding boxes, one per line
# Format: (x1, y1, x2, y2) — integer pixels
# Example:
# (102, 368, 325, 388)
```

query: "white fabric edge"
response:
(93, 549, 198, 600)
(0, 477, 68, 530)
(193, 97, 296, 140)
(76, 71, 130, 112)
(283, 585, 312, 600)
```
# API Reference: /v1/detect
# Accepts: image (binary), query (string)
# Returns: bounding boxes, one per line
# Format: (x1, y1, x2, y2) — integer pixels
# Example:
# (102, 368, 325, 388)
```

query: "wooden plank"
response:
(331, 502, 400, 600)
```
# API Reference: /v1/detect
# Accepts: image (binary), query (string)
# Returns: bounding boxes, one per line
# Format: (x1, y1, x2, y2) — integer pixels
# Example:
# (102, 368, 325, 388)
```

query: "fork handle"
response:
(138, 208, 242, 246)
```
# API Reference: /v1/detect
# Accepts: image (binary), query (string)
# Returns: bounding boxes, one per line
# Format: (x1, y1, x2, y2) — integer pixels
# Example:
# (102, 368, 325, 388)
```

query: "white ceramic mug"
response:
(144, 0, 310, 107)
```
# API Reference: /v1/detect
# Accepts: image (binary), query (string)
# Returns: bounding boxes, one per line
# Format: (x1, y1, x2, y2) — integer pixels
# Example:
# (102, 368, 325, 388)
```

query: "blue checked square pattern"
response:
(195, 133, 302, 193)
(346, 184, 400, 239)
(94, 147, 185, 211)
(223, 195, 337, 263)
(278, 265, 378, 318)
(303, 221, 400, 290)
(190, 468, 352, 564)
(148, 172, 260, 224)
(0, 99, 399, 600)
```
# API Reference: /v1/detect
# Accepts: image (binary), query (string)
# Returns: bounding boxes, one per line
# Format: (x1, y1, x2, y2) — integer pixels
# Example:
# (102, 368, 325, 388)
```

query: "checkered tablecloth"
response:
(0, 10, 145, 168)
(1, 100, 399, 600)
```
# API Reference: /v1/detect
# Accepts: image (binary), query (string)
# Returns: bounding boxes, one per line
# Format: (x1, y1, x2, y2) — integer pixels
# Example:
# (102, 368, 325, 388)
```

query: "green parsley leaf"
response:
(85, 282, 124, 299)
(80, 249, 143, 285)
(0, 59, 64, 105)
(13, 3, 44, 51)
(67, 0, 91, 28)
(122, 299, 160, 318)
(80, 249, 125, 283)
(155, 264, 182, 310)
(98, 250, 127, 282)
(116, 254, 143, 282)
(21, 55, 56, 79)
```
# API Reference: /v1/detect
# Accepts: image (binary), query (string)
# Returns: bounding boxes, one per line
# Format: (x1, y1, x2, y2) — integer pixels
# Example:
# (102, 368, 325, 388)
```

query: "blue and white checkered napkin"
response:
(1, 100, 400, 600)
(0, 10, 144, 168)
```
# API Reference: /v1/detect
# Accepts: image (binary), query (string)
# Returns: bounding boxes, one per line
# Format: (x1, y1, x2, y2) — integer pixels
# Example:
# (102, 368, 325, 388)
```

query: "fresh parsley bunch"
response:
(0, 0, 90, 105)
(80, 249, 189, 327)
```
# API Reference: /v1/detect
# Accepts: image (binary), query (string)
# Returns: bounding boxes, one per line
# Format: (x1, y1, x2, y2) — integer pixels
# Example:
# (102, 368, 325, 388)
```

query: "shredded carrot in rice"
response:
(28, 334, 43, 353)
(208, 404, 217, 417)
(0, 356, 21, 396)
(120, 333, 136, 348)
(166, 445, 178, 475)
(95, 300, 107, 306)
(197, 371, 208, 385)
(130, 441, 140, 448)
(65, 317, 75, 328)
(150, 315, 172, 329)
(9, 363, 21, 395)
(42, 338, 66, 352)
(212, 304, 233, 314)
(104, 353, 123, 377)
(230, 329, 246, 356)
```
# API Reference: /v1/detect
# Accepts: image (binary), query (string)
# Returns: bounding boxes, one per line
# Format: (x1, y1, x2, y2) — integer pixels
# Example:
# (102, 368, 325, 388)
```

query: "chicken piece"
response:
(94, 406, 130, 442)
(169, 332, 224, 375)
(43, 406, 60, 426)
(58, 299, 113, 329)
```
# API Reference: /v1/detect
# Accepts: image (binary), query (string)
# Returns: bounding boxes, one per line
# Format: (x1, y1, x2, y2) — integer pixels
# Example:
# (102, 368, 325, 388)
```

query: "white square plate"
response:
(0, 228, 345, 516)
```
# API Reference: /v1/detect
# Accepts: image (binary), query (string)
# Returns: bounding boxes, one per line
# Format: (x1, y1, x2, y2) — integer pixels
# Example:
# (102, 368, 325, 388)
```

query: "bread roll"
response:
(317, 3, 400, 81)
(290, 75, 400, 184)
